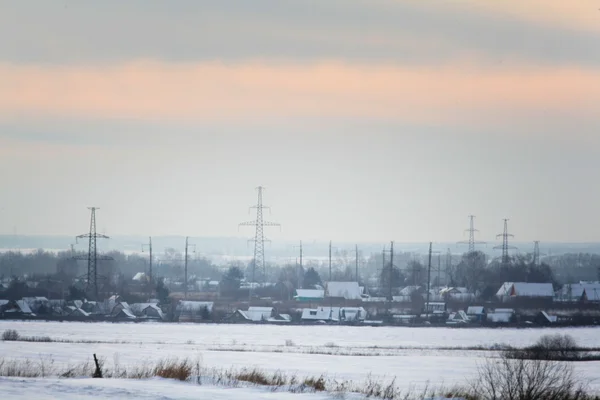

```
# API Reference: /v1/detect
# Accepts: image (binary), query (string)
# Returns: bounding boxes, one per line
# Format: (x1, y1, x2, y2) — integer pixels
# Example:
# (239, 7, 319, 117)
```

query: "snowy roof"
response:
(399, 286, 422, 296)
(245, 307, 274, 321)
(558, 283, 600, 301)
(0, 299, 9, 306)
(340, 307, 366, 321)
(132, 272, 147, 281)
(16, 300, 32, 314)
(326, 282, 362, 299)
(130, 303, 157, 313)
(467, 306, 485, 315)
(295, 289, 325, 299)
(115, 308, 136, 319)
(69, 308, 90, 317)
(301, 307, 341, 321)
(540, 311, 557, 323)
(177, 301, 214, 313)
(496, 282, 554, 298)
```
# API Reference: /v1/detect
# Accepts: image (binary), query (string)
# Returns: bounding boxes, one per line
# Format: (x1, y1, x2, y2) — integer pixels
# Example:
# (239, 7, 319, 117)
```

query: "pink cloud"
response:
(1, 61, 599, 126)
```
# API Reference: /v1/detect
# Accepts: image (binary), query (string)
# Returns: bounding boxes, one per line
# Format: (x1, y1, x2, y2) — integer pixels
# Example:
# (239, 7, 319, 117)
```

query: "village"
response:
(2, 278, 600, 327)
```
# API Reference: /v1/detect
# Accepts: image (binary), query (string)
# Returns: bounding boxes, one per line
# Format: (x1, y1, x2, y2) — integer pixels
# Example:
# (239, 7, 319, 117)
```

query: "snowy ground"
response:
(0, 377, 341, 400)
(1, 321, 600, 396)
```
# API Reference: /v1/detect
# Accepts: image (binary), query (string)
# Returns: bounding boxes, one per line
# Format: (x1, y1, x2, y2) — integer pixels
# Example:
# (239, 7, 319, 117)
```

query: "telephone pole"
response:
(355, 244, 360, 283)
(445, 248, 453, 286)
(458, 215, 485, 253)
(184, 236, 196, 298)
(142, 236, 153, 283)
(239, 187, 280, 296)
(75, 207, 112, 300)
(389, 241, 394, 301)
(494, 219, 517, 266)
(533, 241, 540, 266)
(425, 242, 432, 319)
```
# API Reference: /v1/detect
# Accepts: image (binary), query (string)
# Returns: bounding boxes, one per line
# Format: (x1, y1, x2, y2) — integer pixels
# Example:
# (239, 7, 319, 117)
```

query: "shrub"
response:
(472, 354, 590, 400)
(506, 333, 585, 361)
(153, 359, 192, 381)
(2, 329, 19, 341)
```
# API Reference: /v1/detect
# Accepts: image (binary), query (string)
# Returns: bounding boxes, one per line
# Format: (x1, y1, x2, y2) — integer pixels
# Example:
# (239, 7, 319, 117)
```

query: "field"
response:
(1, 321, 600, 398)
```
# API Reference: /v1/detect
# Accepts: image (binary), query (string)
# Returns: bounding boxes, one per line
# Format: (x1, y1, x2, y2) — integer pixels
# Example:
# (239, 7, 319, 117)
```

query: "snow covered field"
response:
(1, 321, 600, 397)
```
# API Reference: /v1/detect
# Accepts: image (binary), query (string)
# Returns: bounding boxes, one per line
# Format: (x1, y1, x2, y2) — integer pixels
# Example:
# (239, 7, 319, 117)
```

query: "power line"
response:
(75, 207, 112, 300)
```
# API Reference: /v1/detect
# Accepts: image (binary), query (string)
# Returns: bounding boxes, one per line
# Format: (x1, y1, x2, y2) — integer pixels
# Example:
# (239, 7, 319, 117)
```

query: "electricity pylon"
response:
(239, 187, 280, 298)
(75, 207, 112, 299)
(494, 218, 517, 266)
(457, 215, 486, 253)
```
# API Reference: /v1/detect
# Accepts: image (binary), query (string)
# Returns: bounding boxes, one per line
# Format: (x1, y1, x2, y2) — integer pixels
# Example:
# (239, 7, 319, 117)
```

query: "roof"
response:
(496, 282, 554, 298)
(340, 307, 366, 321)
(467, 306, 485, 315)
(295, 289, 325, 299)
(244, 307, 274, 321)
(558, 283, 600, 301)
(540, 311, 557, 323)
(16, 300, 32, 314)
(132, 272, 147, 281)
(326, 282, 362, 299)
(69, 308, 90, 317)
(115, 308, 136, 319)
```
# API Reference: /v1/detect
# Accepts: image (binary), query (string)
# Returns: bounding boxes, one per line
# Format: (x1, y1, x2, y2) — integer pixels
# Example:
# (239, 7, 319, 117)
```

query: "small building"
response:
(340, 307, 366, 322)
(1, 300, 33, 316)
(466, 306, 487, 322)
(487, 308, 515, 323)
(132, 272, 148, 282)
(111, 302, 131, 317)
(447, 310, 469, 324)
(81, 301, 103, 315)
(301, 307, 341, 322)
(130, 303, 165, 320)
(113, 308, 136, 320)
(556, 282, 600, 302)
(69, 308, 90, 318)
(294, 289, 325, 302)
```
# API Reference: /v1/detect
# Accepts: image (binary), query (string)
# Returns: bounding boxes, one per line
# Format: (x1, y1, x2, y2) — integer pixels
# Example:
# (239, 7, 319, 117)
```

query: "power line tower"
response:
(355, 244, 360, 283)
(425, 242, 433, 319)
(142, 236, 153, 284)
(184, 236, 196, 298)
(494, 218, 517, 266)
(445, 248, 453, 286)
(457, 215, 486, 253)
(239, 186, 280, 291)
(533, 241, 541, 265)
(75, 207, 112, 300)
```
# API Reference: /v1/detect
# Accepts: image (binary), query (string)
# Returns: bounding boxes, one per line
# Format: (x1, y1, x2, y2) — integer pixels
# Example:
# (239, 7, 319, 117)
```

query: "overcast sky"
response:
(1, 0, 599, 243)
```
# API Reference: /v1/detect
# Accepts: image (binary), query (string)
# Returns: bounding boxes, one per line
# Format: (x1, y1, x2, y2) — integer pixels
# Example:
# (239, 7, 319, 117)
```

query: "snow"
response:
(325, 282, 362, 299)
(496, 282, 554, 298)
(0, 377, 335, 400)
(1, 321, 600, 393)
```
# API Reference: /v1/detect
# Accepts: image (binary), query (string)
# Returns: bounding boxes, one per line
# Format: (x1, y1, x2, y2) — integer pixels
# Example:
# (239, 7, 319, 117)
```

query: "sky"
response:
(1, 0, 599, 244)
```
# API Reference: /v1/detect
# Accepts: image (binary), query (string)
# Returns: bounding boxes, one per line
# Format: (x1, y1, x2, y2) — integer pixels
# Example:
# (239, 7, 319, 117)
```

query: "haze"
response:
(1, 1, 599, 243)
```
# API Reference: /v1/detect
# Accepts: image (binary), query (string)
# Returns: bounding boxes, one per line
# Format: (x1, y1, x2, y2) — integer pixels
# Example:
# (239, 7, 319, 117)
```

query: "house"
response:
(130, 303, 165, 320)
(176, 301, 214, 322)
(301, 307, 341, 322)
(113, 308, 136, 320)
(487, 308, 515, 323)
(81, 301, 103, 315)
(496, 282, 554, 301)
(340, 307, 366, 322)
(111, 302, 131, 316)
(424, 302, 446, 313)
(69, 307, 90, 318)
(447, 310, 469, 324)
(245, 307, 275, 321)
(294, 289, 325, 302)
(325, 282, 363, 300)
(1, 300, 33, 316)
(266, 314, 292, 323)
(466, 306, 487, 322)
(536, 311, 558, 325)
(556, 282, 600, 302)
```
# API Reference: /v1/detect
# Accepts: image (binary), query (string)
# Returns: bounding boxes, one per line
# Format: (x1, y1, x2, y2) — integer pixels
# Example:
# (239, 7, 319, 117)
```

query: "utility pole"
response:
(75, 207, 112, 300)
(355, 244, 359, 283)
(298, 240, 303, 289)
(457, 215, 485, 253)
(329, 240, 332, 281)
(142, 236, 153, 284)
(445, 248, 452, 286)
(239, 186, 280, 299)
(425, 242, 432, 319)
(184, 236, 196, 298)
(389, 241, 394, 302)
(533, 241, 540, 266)
(436, 253, 441, 288)
(494, 219, 517, 266)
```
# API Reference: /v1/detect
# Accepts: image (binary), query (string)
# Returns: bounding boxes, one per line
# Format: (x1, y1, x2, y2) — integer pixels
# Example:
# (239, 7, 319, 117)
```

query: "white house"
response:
(294, 289, 325, 302)
(340, 307, 366, 322)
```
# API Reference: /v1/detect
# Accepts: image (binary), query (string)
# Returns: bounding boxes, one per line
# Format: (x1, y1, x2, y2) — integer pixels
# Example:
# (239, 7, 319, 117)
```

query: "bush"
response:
(152, 359, 192, 381)
(2, 330, 19, 341)
(506, 333, 585, 361)
(472, 354, 590, 400)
